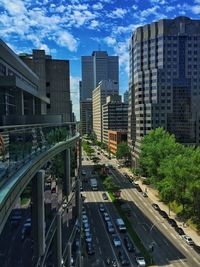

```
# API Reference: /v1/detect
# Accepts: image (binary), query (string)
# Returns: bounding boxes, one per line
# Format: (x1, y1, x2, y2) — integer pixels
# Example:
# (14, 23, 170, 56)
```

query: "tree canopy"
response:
(139, 127, 200, 224)
(116, 142, 130, 159)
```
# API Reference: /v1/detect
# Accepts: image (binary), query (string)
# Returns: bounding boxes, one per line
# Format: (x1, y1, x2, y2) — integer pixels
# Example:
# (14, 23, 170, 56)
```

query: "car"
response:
(136, 186, 142, 192)
(86, 242, 95, 255)
(159, 210, 169, 219)
(107, 221, 115, 233)
(118, 249, 130, 266)
(135, 254, 146, 267)
(83, 222, 90, 231)
(82, 206, 87, 215)
(103, 212, 110, 222)
(82, 215, 88, 224)
(72, 239, 80, 253)
(167, 218, 177, 227)
(112, 234, 121, 247)
(182, 235, 194, 245)
(175, 226, 185, 236)
(142, 192, 148, 197)
(124, 235, 135, 252)
(81, 170, 86, 175)
(152, 203, 160, 210)
(99, 204, 105, 212)
(21, 222, 31, 241)
(102, 192, 108, 200)
(85, 232, 92, 243)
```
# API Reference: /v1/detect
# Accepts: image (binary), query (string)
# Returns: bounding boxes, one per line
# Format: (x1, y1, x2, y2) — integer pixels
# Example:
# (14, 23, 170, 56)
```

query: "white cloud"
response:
(57, 31, 78, 52)
(88, 20, 99, 29)
(132, 5, 138, 10)
(0, 0, 27, 15)
(140, 6, 159, 18)
(108, 8, 127, 19)
(104, 36, 116, 46)
(149, 0, 166, 4)
(191, 5, 200, 14)
(70, 75, 80, 120)
(92, 2, 103, 10)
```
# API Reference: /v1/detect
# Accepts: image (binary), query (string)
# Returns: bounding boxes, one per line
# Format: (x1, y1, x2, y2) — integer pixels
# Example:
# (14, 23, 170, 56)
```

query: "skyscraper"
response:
(123, 90, 129, 104)
(80, 51, 119, 135)
(128, 16, 200, 166)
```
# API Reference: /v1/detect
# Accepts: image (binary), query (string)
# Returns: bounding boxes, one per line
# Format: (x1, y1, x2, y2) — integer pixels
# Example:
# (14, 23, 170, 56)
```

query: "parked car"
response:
(118, 249, 130, 266)
(112, 234, 121, 247)
(159, 210, 169, 219)
(175, 227, 185, 236)
(85, 232, 92, 243)
(142, 192, 148, 197)
(167, 218, 177, 227)
(82, 215, 88, 224)
(124, 235, 135, 252)
(152, 203, 160, 210)
(21, 222, 31, 241)
(102, 192, 108, 200)
(182, 235, 194, 245)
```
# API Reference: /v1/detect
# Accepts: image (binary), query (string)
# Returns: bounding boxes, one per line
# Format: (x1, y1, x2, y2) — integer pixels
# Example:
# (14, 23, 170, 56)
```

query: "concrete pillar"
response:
(66, 242, 72, 267)
(15, 90, 24, 115)
(56, 212, 62, 267)
(64, 149, 71, 197)
(32, 170, 46, 263)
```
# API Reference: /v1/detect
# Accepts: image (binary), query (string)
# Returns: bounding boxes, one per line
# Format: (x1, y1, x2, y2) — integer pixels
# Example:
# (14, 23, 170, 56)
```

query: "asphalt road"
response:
(95, 149, 200, 267)
(81, 157, 139, 267)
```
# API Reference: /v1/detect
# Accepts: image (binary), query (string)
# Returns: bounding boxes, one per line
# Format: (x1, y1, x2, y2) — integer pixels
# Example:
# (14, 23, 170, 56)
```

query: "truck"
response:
(90, 178, 98, 191)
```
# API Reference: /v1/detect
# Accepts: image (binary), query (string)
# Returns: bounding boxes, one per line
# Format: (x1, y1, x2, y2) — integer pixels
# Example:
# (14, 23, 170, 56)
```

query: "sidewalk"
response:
(121, 167, 200, 246)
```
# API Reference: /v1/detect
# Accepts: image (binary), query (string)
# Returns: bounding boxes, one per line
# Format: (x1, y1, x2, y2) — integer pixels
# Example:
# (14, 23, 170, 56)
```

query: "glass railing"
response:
(0, 122, 77, 187)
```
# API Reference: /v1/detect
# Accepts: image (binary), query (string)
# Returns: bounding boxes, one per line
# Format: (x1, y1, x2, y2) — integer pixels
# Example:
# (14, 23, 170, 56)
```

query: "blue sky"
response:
(0, 0, 200, 120)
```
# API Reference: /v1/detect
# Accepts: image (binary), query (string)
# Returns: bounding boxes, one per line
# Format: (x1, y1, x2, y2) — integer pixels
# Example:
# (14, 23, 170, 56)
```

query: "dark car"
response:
(159, 210, 169, 219)
(118, 249, 130, 266)
(175, 227, 185, 236)
(86, 242, 95, 255)
(99, 204, 105, 212)
(136, 185, 142, 192)
(124, 235, 135, 252)
(152, 203, 160, 211)
(167, 218, 177, 227)
(102, 193, 108, 200)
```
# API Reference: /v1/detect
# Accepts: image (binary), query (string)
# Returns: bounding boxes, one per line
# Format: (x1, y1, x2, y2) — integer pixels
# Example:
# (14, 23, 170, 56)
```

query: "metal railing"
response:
(0, 122, 76, 188)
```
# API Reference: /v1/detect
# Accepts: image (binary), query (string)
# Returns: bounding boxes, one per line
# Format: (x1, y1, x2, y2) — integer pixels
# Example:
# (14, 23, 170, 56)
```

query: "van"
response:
(116, 218, 126, 232)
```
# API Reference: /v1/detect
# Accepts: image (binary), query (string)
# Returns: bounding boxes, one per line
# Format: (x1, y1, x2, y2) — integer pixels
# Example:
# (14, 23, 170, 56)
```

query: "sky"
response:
(0, 0, 200, 120)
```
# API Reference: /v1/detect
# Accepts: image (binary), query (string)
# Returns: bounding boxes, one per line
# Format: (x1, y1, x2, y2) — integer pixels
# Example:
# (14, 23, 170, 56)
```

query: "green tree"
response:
(139, 127, 182, 178)
(116, 142, 130, 160)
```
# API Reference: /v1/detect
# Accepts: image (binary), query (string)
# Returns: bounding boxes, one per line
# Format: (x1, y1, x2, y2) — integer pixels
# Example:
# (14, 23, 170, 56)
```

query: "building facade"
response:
(92, 80, 119, 142)
(128, 16, 200, 166)
(20, 50, 72, 122)
(80, 100, 92, 136)
(0, 40, 50, 125)
(102, 95, 128, 144)
(80, 51, 119, 135)
(123, 90, 129, 104)
(108, 130, 127, 154)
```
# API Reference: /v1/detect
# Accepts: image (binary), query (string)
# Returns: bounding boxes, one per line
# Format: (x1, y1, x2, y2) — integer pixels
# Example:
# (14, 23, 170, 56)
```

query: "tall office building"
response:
(123, 90, 129, 104)
(128, 16, 200, 166)
(80, 51, 119, 135)
(20, 50, 72, 122)
(92, 80, 119, 142)
(102, 95, 128, 144)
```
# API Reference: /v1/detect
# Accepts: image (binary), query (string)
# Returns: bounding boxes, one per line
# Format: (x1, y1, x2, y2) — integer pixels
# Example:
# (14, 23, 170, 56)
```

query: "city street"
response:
(81, 148, 200, 267)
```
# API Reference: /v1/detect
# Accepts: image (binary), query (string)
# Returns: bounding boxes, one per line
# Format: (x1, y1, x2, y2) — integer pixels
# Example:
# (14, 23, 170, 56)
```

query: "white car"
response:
(82, 215, 88, 224)
(182, 235, 194, 245)
(112, 234, 121, 247)
(85, 232, 92, 243)
(136, 256, 146, 267)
